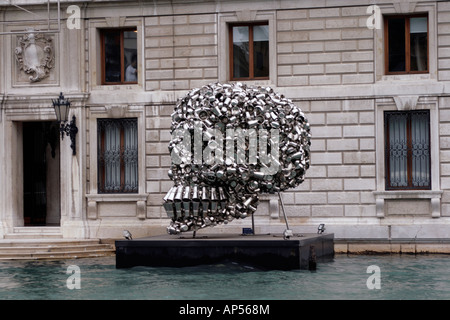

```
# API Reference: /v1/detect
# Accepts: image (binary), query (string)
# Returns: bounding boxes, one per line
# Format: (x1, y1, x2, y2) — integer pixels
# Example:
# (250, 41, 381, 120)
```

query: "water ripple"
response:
(0, 254, 449, 299)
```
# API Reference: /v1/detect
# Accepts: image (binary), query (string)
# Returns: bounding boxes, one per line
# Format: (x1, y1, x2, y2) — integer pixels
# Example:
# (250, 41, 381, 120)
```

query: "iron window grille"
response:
(97, 118, 138, 193)
(384, 110, 431, 190)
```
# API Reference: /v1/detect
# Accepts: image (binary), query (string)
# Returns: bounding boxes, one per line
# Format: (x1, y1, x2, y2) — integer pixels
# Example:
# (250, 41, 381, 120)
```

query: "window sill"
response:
(86, 193, 148, 220)
(228, 80, 274, 87)
(374, 190, 442, 218)
(379, 73, 432, 82)
(92, 84, 142, 91)
(374, 190, 442, 200)
(87, 193, 148, 202)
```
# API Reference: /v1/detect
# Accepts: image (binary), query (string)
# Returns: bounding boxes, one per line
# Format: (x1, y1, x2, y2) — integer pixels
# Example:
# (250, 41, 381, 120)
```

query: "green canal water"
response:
(0, 254, 449, 300)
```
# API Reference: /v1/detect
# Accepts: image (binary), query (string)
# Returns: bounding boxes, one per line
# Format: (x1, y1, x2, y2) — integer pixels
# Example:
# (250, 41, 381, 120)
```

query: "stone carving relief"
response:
(15, 28, 55, 82)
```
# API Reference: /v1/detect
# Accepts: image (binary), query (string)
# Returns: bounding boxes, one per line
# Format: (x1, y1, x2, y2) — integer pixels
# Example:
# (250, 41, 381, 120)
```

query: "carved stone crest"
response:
(15, 28, 54, 82)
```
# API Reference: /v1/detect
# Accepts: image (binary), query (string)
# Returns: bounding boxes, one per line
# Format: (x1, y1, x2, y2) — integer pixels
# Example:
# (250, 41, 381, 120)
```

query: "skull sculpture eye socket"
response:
(163, 82, 311, 235)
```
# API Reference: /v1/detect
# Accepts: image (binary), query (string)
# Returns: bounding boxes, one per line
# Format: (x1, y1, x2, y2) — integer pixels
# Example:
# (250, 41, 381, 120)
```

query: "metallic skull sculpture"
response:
(163, 82, 311, 234)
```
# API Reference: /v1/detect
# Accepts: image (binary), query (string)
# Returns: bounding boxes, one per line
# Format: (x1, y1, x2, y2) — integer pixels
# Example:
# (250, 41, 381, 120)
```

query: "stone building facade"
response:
(1, 0, 450, 242)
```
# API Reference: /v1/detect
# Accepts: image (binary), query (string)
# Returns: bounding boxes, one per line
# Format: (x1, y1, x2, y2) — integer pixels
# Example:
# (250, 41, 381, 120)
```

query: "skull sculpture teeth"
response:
(163, 82, 311, 234)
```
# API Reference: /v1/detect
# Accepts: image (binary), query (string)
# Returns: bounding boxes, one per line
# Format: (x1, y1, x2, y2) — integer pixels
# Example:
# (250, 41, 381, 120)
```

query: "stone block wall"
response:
(145, 104, 173, 219)
(438, 1, 450, 81)
(440, 97, 450, 217)
(437, 0, 450, 219)
(138, 3, 382, 224)
(144, 14, 218, 91)
(276, 6, 374, 87)
(3, 0, 450, 240)
(280, 98, 376, 220)
(130, 1, 450, 234)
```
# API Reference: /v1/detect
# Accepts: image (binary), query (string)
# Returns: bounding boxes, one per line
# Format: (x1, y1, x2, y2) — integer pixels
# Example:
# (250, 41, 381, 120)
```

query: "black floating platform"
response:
(115, 233, 334, 270)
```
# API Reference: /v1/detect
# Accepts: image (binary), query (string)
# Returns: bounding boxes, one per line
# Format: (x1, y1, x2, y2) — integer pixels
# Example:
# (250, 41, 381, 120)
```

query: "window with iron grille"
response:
(97, 118, 138, 193)
(384, 110, 430, 190)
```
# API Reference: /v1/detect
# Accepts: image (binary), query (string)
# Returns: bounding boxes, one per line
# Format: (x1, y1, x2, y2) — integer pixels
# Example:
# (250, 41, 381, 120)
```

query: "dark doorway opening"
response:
(23, 121, 60, 226)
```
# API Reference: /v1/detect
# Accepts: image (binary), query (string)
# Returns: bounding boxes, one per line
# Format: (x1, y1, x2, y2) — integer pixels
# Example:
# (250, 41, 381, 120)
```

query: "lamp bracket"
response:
(60, 115, 78, 155)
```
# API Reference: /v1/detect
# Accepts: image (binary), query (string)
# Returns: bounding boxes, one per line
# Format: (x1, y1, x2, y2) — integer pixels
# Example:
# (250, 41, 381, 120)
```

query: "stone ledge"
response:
(335, 239, 450, 254)
(374, 190, 443, 199)
(86, 193, 148, 202)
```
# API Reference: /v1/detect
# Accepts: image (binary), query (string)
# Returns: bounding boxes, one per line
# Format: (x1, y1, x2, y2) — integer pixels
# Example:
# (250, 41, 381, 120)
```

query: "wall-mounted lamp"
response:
(52, 92, 78, 155)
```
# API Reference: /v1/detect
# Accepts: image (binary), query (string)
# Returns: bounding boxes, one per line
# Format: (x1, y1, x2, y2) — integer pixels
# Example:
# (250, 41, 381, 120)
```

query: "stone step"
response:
(4, 233, 63, 239)
(0, 238, 116, 260)
(12, 227, 62, 233)
(0, 249, 115, 260)
(0, 244, 114, 253)
(4, 227, 63, 239)
(0, 239, 103, 248)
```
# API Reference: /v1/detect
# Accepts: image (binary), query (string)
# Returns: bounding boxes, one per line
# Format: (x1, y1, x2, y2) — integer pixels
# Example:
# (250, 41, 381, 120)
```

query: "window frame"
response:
(384, 14, 429, 75)
(384, 109, 431, 191)
(100, 28, 138, 85)
(228, 22, 269, 81)
(97, 117, 138, 194)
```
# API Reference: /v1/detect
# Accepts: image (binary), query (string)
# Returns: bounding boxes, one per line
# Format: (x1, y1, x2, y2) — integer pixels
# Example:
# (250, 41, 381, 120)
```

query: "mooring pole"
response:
(251, 213, 255, 235)
(278, 192, 293, 239)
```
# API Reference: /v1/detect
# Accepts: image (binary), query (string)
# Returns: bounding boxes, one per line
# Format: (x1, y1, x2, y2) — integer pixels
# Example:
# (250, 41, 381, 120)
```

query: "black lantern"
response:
(52, 92, 78, 155)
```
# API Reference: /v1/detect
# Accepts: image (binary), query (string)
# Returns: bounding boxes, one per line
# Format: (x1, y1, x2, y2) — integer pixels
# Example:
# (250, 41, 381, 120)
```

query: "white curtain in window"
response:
(410, 17, 427, 72)
(123, 120, 138, 192)
(411, 112, 430, 187)
(253, 25, 269, 42)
